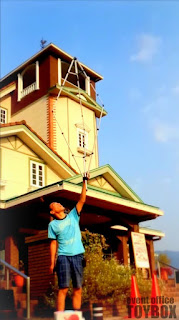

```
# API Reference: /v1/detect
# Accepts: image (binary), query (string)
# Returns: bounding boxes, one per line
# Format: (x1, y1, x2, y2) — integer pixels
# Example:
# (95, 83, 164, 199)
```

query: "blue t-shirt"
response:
(48, 207, 85, 256)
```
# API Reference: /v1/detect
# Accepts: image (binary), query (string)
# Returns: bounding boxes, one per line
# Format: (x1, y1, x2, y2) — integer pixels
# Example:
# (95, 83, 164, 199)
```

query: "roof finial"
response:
(40, 38, 47, 49)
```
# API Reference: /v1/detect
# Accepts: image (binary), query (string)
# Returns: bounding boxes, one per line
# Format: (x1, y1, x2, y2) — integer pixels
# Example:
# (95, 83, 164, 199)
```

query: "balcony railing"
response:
(21, 82, 36, 98)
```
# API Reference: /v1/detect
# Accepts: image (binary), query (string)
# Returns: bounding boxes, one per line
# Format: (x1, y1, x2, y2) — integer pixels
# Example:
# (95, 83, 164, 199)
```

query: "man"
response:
(48, 175, 89, 312)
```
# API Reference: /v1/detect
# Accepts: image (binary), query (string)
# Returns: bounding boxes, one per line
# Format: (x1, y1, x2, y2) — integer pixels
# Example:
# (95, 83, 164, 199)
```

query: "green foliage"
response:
(158, 253, 171, 266)
(81, 229, 109, 256)
(82, 253, 132, 304)
(39, 230, 153, 311)
(81, 230, 133, 304)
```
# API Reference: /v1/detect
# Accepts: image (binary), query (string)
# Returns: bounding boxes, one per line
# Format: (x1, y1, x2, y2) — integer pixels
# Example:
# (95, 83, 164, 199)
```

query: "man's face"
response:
(49, 202, 65, 217)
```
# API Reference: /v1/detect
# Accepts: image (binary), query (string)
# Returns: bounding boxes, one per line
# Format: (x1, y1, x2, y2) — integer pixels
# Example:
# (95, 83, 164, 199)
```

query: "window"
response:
(77, 129, 88, 149)
(78, 131, 85, 148)
(0, 107, 7, 124)
(30, 161, 45, 187)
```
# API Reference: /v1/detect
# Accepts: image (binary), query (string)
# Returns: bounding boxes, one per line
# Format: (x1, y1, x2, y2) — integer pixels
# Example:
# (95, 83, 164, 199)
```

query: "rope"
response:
(87, 103, 104, 172)
(52, 109, 83, 176)
(53, 58, 84, 176)
(55, 58, 74, 102)
(77, 61, 105, 172)
(74, 59, 87, 177)
(52, 57, 105, 179)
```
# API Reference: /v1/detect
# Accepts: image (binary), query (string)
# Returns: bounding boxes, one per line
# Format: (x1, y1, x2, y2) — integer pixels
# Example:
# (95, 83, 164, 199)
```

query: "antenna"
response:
(40, 38, 47, 49)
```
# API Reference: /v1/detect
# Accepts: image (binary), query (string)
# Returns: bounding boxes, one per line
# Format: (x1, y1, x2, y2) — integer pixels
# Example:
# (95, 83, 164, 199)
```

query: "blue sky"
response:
(1, 1, 179, 251)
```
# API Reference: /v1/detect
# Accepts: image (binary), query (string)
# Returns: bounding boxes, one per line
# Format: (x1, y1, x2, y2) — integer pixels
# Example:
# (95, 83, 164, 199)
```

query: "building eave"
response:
(0, 181, 164, 220)
(0, 122, 77, 178)
(0, 43, 103, 84)
(49, 85, 107, 118)
(139, 227, 165, 238)
(0, 81, 16, 98)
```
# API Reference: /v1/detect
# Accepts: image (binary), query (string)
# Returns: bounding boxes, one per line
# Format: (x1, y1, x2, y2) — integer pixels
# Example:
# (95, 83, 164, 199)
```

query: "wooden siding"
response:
(11, 55, 56, 115)
(90, 80, 96, 101)
(25, 231, 54, 299)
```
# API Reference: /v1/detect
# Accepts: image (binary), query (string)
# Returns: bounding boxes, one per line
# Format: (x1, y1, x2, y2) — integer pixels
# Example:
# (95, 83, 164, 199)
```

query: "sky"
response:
(1, 0, 179, 252)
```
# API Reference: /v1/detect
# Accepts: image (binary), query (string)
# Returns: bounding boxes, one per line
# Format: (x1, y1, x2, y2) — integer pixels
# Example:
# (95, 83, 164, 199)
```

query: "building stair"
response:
(0, 279, 38, 320)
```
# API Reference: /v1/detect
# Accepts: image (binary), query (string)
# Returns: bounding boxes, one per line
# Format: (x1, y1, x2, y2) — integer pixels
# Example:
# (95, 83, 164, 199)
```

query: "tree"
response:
(158, 253, 171, 266)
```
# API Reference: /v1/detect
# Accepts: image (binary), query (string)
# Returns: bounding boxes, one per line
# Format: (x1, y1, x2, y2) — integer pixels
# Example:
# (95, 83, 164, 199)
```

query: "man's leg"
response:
(57, 288, 68, 311)
(71, 254, 84, 310)
(56, 256, 70, 311)
(72, 287, 82, 310)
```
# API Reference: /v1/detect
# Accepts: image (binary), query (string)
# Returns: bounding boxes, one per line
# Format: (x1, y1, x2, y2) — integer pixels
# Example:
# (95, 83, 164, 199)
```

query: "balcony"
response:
(21, 82, 36, 99)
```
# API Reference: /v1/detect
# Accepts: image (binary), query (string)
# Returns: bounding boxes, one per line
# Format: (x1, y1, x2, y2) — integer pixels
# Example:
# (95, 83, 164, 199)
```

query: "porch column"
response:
(122, 236, 128, 265)
(5, 236, 19, 267)
(146, 239, 155, 275)
(128, 225, 139, 266)
(117, 236, 128, 266)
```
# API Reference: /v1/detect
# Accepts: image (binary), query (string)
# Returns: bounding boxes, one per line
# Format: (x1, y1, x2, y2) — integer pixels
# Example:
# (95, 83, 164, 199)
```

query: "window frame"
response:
(77, 128, 88, 149)
(0, 107, 7, 124)
(30, 160, 45, 188)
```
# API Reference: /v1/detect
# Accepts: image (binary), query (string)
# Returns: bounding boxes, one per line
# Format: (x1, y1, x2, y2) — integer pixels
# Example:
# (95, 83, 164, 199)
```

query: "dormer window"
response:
(18, 61, 39, 101)
(0, 107, 7, 124)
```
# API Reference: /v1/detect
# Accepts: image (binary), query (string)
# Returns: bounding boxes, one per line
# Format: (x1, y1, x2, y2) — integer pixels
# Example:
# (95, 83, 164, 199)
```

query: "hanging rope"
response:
(77, 61, 105, 172)
(52, 56, 105, 178)
(74, 59, 87, 177)
(52, 110, 83, 176)
(52, 58, 84, 177)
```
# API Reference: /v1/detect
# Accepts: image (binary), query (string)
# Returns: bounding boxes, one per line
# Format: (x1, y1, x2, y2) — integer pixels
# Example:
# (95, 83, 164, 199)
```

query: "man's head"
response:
(49, 202, 65, 219)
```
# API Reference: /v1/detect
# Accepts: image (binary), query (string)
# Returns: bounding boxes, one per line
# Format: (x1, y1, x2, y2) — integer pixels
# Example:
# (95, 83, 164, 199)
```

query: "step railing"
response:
(0, 258, 30, 320)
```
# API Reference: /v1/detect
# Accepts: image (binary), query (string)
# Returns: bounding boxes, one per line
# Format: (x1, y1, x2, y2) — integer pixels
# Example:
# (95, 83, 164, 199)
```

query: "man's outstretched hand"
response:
(83, 172, 90, 181)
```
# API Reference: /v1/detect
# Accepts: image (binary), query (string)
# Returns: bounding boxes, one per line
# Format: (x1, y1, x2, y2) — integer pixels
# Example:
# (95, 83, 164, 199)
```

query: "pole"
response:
(26, 277, 30, 319)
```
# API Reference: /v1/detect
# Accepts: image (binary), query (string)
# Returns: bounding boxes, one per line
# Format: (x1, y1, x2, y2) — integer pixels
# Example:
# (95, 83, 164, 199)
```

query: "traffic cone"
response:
(149, 273, 164, 317)
(127, 275, 145, 318)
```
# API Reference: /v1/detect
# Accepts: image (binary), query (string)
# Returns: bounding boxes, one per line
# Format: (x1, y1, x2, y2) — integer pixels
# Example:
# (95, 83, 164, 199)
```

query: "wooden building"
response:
(0, 43, 164, 307)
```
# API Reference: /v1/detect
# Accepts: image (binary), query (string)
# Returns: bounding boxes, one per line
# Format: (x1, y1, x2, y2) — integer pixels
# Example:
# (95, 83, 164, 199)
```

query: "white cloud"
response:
(130, 34, 161, 62)
(153, 121, 179, 143)
(171, 84, 179, 95)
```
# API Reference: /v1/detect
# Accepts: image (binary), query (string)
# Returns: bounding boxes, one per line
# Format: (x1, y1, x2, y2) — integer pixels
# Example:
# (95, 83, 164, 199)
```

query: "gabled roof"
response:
(66, 164, 143, 203)
(0, 127, 164, 220)
(0, 43, 103, 85)
(0, 121, 77, 178)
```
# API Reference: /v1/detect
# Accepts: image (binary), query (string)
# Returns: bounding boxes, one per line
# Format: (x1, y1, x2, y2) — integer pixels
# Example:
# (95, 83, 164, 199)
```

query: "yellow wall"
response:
(55, 97, 99, 173)
(89, 177, 118, 193)
(0, 136, 62, 200)
(0, 95, 11, 123)
(11, 96, 48, 141)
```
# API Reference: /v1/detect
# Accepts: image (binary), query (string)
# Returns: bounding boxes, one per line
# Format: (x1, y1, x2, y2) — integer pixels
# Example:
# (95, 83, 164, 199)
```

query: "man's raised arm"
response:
(76, 174, 89, 214)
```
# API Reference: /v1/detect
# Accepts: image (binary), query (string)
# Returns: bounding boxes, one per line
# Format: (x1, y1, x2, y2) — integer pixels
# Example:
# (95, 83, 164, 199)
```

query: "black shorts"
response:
(56, 254, 84, 289)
